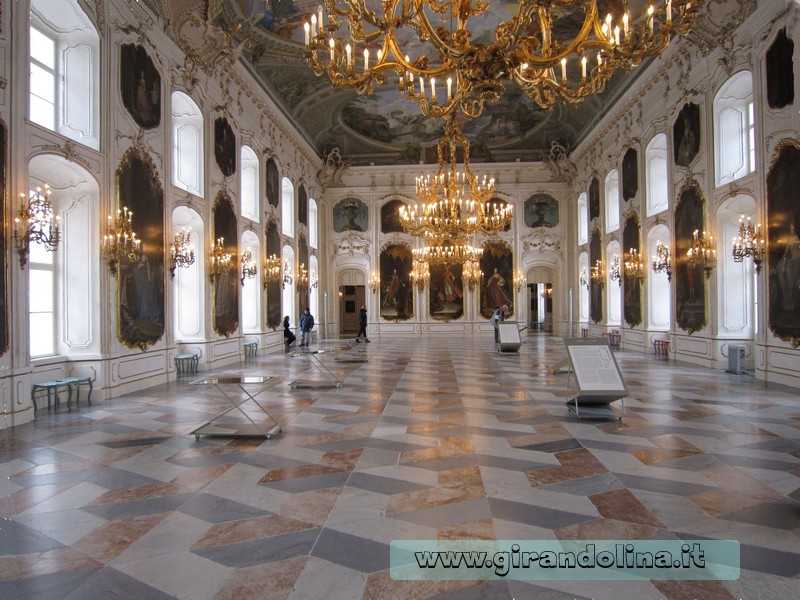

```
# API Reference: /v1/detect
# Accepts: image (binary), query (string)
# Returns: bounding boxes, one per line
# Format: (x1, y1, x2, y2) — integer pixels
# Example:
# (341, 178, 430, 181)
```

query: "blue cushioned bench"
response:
(243, 342, 258, 358)
(31, 381, 68, 413)
(60, 376, 93, 410)
(175, 354, 199, 375)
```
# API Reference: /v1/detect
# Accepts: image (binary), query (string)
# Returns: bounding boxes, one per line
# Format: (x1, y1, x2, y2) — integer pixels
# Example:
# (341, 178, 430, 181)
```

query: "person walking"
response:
(356, 305, 370, 343)
(490, 306, 504, 343)
(299, 307, 314, 347)
(283, 315, 296, 350)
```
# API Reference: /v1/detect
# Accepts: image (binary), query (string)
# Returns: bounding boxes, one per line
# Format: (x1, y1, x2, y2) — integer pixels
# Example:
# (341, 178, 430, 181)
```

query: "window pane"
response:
(29, 313, 55, 357)
(29, 269, 54, 312)
(30, 28, 56, 69)
(28, 239, 54, 265)
(30, 63, 55, 102)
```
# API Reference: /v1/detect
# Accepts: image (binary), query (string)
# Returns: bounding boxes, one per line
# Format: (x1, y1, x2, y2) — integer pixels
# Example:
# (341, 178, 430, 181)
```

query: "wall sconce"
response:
(651, 240, 672, 281)
(240, 247, 257, 285)
(102, 206, 141, 276)
(590, 259, 605, 288)
(514, 269, 525, 292)
(541, 286, 552, 298)
(732, 215, 765, 273)
(169, 227, 195, 278)
(297, 262, 309, 292)
(409, 258, 429, 291)
(310, 270, 319, 289)
(209, 237, 232, 281)
(609, 254, 621, 284)
(463, 259, 482, 290)
(282, 260, 293, 289)
(13, 184, 61, 268)
(579, 268, 589, 289)
(687, 229, 716, 279)
(368, 272, 380, 294)
(263, 254, 281, 288)
(624, 248, 644, 280)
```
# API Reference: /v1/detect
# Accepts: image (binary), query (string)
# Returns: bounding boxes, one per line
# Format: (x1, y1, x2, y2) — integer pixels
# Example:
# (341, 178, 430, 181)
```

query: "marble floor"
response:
(2, 336, 799, 600)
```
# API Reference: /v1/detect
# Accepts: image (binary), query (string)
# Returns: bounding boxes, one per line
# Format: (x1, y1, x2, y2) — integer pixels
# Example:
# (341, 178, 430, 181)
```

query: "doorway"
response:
(530, 282, 553, 332)
(339, 285, 365, 336)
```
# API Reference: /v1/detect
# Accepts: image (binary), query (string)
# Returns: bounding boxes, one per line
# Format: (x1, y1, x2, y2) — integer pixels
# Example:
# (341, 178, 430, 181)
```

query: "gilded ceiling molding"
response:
(522, 231, 562, 256)
(333, 232, 371, 257)
(686, 0, 757, 56)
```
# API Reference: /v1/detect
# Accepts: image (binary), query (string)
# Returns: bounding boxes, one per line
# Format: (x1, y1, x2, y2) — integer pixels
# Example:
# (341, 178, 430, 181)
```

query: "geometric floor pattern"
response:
(1, 335, 799, 599)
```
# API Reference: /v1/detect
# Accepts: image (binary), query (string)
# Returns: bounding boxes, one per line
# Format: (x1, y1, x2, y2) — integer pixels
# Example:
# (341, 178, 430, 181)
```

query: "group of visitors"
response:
(283, 307, 315, 349)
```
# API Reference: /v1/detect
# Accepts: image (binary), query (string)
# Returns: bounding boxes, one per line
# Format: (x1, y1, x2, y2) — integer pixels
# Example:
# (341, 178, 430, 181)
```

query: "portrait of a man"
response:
(120, 44, 161, 130)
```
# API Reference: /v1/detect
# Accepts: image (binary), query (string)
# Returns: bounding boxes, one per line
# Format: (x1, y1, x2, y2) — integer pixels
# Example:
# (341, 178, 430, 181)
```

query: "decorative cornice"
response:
(333, 232, 371, 257)
(522, 230, 562, 255)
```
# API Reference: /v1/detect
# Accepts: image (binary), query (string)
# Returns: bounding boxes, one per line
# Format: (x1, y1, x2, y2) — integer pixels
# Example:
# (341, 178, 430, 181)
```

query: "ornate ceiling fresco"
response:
(203, 1, 745, 167)
(204, 1, 645, 165)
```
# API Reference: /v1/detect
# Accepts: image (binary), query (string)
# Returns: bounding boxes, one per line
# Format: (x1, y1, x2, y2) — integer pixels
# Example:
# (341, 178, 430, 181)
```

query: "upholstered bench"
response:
(60, 376, 93, 410)
(243, 342, 258, 358)
(653, 339, 670, 356)
(175, 353, 199, 375)
(31, 380, 69, 413)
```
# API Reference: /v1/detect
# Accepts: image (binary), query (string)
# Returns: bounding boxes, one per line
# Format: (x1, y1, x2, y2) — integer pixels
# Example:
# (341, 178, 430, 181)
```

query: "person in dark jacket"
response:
(299, 307, 314, 347)
(356, 305, 370, 343)
(283, 315, 296, 350)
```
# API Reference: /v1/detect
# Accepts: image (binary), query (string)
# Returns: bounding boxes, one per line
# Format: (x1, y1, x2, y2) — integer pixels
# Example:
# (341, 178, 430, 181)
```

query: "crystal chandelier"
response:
(687, 229, 716, 278)
(303, 1, 701, 117)
(102, 206, 141, 276)
(409, 257, 430, 290)
(240, 247, 258, 284)
(399, 117, 510, 244)
(264, 254, 282, 286)
(209, 237, 232, 281)
(732, 215, 765, 273)
(590, 259, 605, 286)
(169, 227, 195, 278)
(13, 184, 61, 268)
(412, 239, 483, 266)
(651, 240, 671, 280)
(609, 254, 621, 284)
(624, 248, 645, 280)
(463, 259, 482, 290)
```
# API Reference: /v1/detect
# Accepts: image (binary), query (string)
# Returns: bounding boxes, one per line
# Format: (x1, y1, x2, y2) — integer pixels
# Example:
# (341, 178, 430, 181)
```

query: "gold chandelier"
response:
(624, 248, 644, 280)
(590, 259, 605, 286)
(303, 1, 701, 117)
(463, 259, 482, 290)
(732, 215, 765, 273)
(399, 117, 510, 246)
(103, 206, 141, 276)
(687, 229, 716, 278)
(240, 247, 258, 284)
(412, 239, 483, 266)
(409, 257, 430, 290)
(209, 237, 233, 281)
(651, 240, 671, 280)
(13, 184, 61, 268)
(169, 227, 195, 278)
(264, 253, 282, 286)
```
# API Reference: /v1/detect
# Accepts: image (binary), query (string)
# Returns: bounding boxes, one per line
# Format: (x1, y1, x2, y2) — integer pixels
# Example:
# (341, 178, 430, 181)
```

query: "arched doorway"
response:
(338, 269, 366, 337)
(527, 266, 555, 333)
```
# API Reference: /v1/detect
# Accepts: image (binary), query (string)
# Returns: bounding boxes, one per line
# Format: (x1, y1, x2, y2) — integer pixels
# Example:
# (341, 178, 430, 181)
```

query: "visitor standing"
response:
(299, 307, 314, 347)
(356, 305, 370, 343)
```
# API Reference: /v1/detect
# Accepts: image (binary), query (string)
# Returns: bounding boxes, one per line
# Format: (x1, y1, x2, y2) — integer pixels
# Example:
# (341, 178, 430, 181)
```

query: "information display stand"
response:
(289, 349, 343, 389)
(498, 321, 522, 353)
(190, 376, 281, 439)
(563, 338, 627, 420)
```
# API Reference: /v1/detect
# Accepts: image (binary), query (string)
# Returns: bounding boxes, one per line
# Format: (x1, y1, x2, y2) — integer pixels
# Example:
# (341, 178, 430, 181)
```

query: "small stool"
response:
(243, 342, 258, 358)
(581, 327, 589, 338)
(654, 339, 670, 356)
(31, 381, 69, 413)
(603, 332, 621, 348)
(59, 376, 93, 410)
(175, 354, 199, 375)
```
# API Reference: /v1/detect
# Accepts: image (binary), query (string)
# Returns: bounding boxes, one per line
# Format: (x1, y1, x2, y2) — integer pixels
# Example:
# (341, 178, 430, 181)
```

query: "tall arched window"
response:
(578, 251, 589, 323)
(605, 170, 620, 233)
(606, 241, 621, 326)
(29, 0, 100, 149)
(714, 71, 755, 187)
(716, 195, 756, 338)
(645, 134, 668, 216)
(240, 145, 259, 221)
(171, 91, 204, 196)
(281, 177, 294, 237)
(241, 230, 261, 333)
(577, 193, 588, 245)
(28, 155, 100, 358)
(647, 224, 671, 330)
(172, 206, 204, 342)
(309, 255, 320, 320)
(309, 198, 318, 249)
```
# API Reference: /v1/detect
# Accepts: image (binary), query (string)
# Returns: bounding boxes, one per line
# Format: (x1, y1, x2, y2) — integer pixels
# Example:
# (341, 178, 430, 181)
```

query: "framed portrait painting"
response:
(214, 117, 237, 178)
(120, 44, 161, 130)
